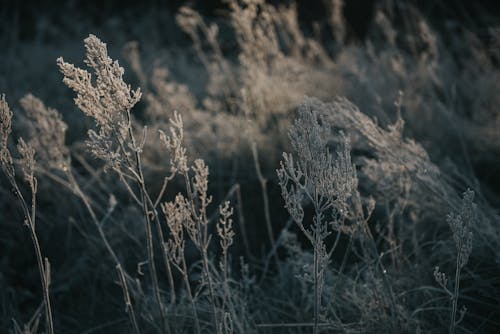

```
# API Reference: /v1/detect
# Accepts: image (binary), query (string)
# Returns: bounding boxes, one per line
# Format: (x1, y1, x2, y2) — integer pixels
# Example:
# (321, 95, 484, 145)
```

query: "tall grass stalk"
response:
(1, 97, 55, 334)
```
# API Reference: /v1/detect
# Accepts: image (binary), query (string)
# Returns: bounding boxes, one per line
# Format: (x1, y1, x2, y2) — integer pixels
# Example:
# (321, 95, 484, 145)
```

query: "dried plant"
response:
(159, 110, 240, 334)
(0, 95, 14, 176)
(162, 194, 201, 334)
(0, 95, 54, 334)
(434, 189, 476, 334)
(189, 159, 221, 334)
(20, 94, 70, 171)
(19, 93, 141, 333)
(57, 35, 142, 172)
(217, 201, 235, 325)
(58, 34, 174, 333)
(277, 100, 358, 333)
(218, 201, 235, 282)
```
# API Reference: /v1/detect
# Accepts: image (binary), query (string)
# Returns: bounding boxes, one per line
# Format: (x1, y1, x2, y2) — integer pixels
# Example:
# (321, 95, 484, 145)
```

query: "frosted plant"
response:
(314, 96, 461, 224)
(16, 138, 36, 186)
(218, 201, 235, 277)
(277, 100, 357, 333)
(19, 93, 141, 333)
(0, 95, 54, 334)
(58, 35, 174, 333)
(185, 159, 221, 333)
(448, 190, 474, 270)
(0, 95, 14, 177)
(217, 201, 235, 320)
(277, 98, 405, 330)
(57, 34, 142, 172)
(162, 194, 201, 334)
(159, 109, 237, 332)
(434, 189, 476, 334)
(20, 94, 70, 171)
(161, 174, 237, 334)
(160, 109, 234, 334)
(159, 110, 189, 175)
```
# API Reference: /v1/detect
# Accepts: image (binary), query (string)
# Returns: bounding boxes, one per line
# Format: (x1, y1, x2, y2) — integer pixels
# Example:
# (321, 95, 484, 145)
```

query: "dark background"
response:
(1, 0, 499, 43)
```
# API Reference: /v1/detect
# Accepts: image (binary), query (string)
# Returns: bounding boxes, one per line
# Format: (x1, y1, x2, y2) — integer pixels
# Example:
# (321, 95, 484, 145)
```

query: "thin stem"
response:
(251, 143, 280, 273)
(141, 189, 168, 333)
(449, 258, 461, 334)
(67, 172, 120, 263)
(233, 184, 250, 258)
(67, 171, 142, 332)
(126, 110, 168, 334)
(180, 257, 201, 334)
(313, 217, 320, 334)
(28, 224, 54, 334)
(363, 220, 398, 317)
(116, 264, 141, 334)
(331, 235, 353, 296)
(202, 249, 220, 334)
(143, 191, 177, 306)
(117, 172, 142, 206)
(9, 178, 54, 334)
(153, 176, 173, 209)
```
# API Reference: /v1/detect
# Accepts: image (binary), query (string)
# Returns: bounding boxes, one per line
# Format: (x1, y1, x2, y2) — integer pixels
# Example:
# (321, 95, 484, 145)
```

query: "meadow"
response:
(1, 1, 499, 333)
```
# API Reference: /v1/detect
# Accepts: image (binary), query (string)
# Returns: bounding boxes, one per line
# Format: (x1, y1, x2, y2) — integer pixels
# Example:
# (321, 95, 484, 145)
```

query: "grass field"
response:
(1, 1, 499, 333)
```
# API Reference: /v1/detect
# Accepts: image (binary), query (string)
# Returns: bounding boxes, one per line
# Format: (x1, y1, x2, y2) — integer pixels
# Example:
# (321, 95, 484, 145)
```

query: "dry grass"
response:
(1, 1, 500, 333)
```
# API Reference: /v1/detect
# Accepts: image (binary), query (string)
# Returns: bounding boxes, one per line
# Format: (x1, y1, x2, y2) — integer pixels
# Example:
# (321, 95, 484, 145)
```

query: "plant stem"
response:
(202, 249, 220, 334)
(313, 237, 319, 334)
(181, 257, 201, 334)
(10, 179, 54, 334)
(251, 143, 280, 273)
(126, 111, 169, 334)
(116, 264, 141, 334)
(449, 257, 461, 334)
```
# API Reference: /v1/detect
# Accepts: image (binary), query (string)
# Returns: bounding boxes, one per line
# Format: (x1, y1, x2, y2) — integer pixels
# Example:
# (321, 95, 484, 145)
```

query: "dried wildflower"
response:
(17, 138, 36, 185)
(192, 159, 211, 214)
(315, 96, 456, 223)
(435, 189, 476, 334)
(0, 95, 12, 149)
(162, 194, 189, 266)
(0, 95, 14, 174)
(159, 111, 188, 174)
(217, 201, 235, 255)
(433, 266, 450, 294)
(277, 99, 359, 333)
(57, 34, 142, 171)
(447, 189, 475, 269)
(20, 94, 70, 171)
(278, 100, 357, 232)
(161, 192, 202, 334)
(1, 95, 53, 334)
(277, 157, 305, 224)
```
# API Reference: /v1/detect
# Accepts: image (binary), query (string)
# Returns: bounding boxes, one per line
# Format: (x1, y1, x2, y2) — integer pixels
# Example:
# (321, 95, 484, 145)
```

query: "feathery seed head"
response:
(0, 95, 14, 174)
(447, 189, 476, 268)
(218, 201, 235, 252)
(16, 138, 36, 185)
(20, 94, 70, 171)
(58, 34, 142, 171)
